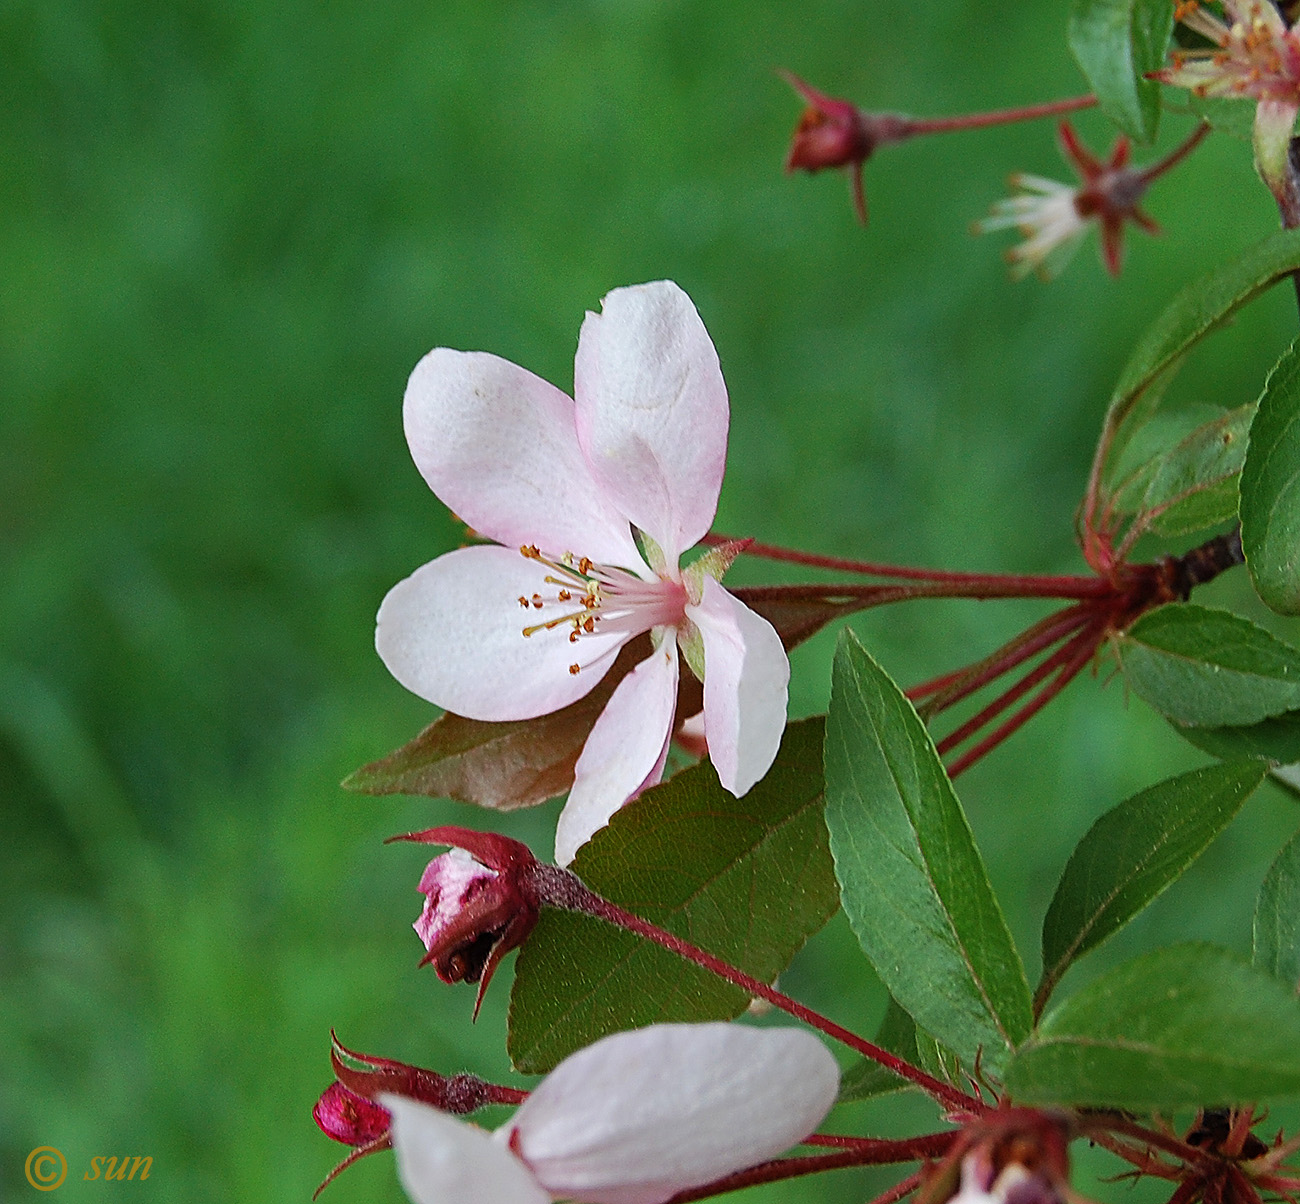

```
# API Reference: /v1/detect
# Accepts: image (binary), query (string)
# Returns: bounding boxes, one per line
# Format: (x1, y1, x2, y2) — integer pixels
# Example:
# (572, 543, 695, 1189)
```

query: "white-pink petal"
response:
(573, 281, 729, 565)
(1254, 99, 1300, 192)
(383, 1095, 551, 1204)
(376, 544, 627, 722)
(688, 577, 789, 797)
(553, 640, 679, 866)
(501, 1022, 840, 1204)
(404, 348, 644, 570)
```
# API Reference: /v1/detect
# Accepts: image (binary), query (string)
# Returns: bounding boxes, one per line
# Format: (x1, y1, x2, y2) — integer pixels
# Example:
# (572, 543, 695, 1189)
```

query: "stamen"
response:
(569, 664, 580, 675)
(513, 543, 688, 665)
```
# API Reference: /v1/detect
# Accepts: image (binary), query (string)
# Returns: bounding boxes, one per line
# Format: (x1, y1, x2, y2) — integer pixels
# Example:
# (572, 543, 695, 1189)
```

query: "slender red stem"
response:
(1084, 1130, 1185, 1181)
(1136, 122, 1211, 186)
(704, 532, 1110, 594)
(805, 1133, 890, 1149)
(907, 604, 1091, 702)
(913, 604, 1095, 717)
(733, 578, 1112, 603)
(1164, 1177, 1209, 1204)
(535, 871, 984, 1115)
(936, 621, 1104, 757)
(1227, 1162, 1265, 1204)
(904, 94, 1097, 136)
(945, 621, 1106, 777)
(667, 1156, 930, 1203)
(1096, 1116, 1208, 1166)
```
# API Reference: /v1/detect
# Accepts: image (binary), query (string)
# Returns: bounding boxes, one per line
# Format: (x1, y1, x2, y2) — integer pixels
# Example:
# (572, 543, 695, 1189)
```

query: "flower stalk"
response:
(530, 864, 986, 1115)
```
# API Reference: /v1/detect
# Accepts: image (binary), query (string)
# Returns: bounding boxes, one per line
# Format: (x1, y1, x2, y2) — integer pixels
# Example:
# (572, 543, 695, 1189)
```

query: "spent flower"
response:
(975, 121, 1206, 278)
(376, 281, 789, 865)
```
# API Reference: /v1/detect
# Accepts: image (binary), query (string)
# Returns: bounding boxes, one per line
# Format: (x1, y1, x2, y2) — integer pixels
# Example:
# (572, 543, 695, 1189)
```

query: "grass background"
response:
(3, 0, 1299, 1200)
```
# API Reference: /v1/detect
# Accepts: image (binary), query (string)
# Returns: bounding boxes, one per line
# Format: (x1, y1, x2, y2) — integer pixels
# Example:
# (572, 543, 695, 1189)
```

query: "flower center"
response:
(515, 544, 688, 675)
(1173, 2, 1300, 102)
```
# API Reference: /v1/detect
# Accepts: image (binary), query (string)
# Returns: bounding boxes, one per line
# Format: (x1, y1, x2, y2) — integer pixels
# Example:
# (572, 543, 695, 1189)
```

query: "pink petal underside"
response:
(376, 544, 627, 722)
(382, 1096, 550, 1204)
(502, 1022, 840, 1204)
(573, 281, 729, 565)
(688, 577, 789, 797)
(404, 347, 644, 569)
(552, 639, 678, 866)
(1254, 99, 1300, 192)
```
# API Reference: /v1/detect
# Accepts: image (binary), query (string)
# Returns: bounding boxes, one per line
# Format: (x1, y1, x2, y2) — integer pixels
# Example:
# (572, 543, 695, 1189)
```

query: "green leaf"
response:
(1108, 404, 1252, 537)
(1173, 710, 1300, 763)
(1242, 340, 1300, 614)
(1255, 827, 1300, 991)
(1116, 604, 1300, 726)
(1103, 228, 1300, 465)
(1069, 0, 1172, 142)
(837, 996, 917, 1103)
(1007, 944, 1300, 1107)
(824, 630, 1032, 1072)
(1038, 762, 1265, 1010)
(1148, 404, 1253, 535)
(1106, 402, 1232, 510)
(506, 718, 839, 1073)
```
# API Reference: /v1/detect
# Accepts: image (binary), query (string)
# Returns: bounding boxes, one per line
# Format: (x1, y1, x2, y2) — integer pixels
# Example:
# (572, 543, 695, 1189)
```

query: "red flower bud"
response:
(313, 1082, 391, 1147)
(781, 71, 912, 224)
(311, 1031, 529, 1197)
(387, 826, 541, 1016)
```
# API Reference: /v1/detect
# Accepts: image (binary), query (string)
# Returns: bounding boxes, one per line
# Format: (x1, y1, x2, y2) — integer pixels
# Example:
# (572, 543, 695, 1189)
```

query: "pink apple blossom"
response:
(376, 281, 789, 865)
(383, 1021, 840, 1204)
(1160, 2, 1300, 195)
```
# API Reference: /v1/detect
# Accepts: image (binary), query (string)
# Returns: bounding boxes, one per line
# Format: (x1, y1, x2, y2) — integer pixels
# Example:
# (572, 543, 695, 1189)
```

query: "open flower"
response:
(383, 1022, 840, 1204)
(1160, 2, 1300, 195)
(376, 281, 789, 865)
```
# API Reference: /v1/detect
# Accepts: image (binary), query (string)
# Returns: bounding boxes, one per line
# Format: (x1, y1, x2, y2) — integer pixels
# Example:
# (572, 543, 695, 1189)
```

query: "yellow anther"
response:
(569, 663, 580, 675)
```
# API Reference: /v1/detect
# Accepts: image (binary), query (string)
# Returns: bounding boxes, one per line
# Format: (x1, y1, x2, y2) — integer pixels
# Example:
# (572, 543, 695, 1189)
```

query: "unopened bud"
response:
(313, 1082, 391, 1147)
(387, 826, 541, 1016)
(780, 70, 912, 224)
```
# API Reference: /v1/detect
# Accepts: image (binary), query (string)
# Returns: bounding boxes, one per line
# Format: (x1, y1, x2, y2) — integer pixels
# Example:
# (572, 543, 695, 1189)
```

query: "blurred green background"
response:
(4, 0, 1299, 1200)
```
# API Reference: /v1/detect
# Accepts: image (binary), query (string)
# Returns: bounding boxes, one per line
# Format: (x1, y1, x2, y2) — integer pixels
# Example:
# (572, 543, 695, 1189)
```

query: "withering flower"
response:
(975, 121, 1203, 279)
